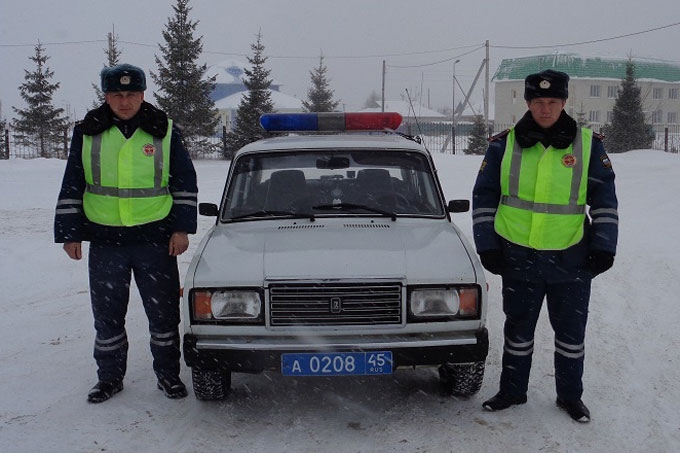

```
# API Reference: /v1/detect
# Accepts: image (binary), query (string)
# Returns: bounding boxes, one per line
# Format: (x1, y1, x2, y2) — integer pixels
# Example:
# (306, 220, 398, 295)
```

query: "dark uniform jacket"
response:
(472, 110, 618, 276)
(54, 102, 198, 246)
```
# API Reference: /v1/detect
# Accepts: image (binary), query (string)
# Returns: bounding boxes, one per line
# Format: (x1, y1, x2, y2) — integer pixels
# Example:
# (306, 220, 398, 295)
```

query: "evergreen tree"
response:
(12, 43, 68, 158)
(364, 90, 380, 108)
(224, 31, 274, 158)
(91, 29, 122, 108)
(0, 101, 7, 159)
(575, 102, 590, 128)
(465, 114, 488, 155)
(152, 0, 219, 157)
(601, 59, 654, 153)
(302, 55, 339, 112)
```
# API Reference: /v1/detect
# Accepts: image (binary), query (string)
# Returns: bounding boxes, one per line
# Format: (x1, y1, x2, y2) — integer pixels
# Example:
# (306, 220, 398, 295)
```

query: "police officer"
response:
(54, 64, 198, 403)
(472, 69, 618, 422)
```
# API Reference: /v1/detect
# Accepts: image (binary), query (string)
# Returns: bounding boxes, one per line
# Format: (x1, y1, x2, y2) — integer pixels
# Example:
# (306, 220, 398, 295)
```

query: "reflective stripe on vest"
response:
(82, 122, 173, 226)
(494, 127, 592, 250)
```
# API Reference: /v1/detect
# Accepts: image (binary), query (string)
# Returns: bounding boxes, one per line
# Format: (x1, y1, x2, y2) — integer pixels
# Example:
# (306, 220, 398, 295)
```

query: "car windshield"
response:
(220, 149, 445, 221)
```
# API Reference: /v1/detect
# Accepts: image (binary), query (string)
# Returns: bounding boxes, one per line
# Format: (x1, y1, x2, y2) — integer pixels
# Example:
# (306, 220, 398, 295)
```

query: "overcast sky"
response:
(1, 0, 679, 121)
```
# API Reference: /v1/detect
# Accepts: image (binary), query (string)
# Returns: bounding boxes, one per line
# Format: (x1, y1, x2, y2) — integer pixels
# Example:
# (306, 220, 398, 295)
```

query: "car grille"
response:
(269, 282, 402, 326)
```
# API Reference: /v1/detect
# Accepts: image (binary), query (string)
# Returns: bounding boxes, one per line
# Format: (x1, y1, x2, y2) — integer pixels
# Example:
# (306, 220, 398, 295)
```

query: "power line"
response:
(387, 45, 485, 69)
(2, 20, 678, 62)
(492, 21, 680, 50)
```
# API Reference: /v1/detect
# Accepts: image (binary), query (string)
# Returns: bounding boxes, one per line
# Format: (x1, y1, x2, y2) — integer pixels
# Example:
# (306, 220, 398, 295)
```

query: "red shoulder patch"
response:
(488, 128, 510, 142)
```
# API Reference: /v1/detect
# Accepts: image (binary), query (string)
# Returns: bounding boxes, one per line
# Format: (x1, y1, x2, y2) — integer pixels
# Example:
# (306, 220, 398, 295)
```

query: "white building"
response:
(493, 54, 680, 130)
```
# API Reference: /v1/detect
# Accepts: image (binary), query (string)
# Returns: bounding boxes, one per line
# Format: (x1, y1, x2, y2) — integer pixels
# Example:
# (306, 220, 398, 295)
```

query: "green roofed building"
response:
(493, 53, 680, 130)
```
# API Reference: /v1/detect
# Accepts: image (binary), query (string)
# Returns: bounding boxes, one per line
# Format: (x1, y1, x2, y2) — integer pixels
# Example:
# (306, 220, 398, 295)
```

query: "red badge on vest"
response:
(143, 143, 155, 156)
(562, 153, 577, 168)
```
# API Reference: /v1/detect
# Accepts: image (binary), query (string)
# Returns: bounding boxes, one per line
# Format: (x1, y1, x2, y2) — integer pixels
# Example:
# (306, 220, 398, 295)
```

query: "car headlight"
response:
(409, 287, 479, 320)
(192, 289, 262, 323)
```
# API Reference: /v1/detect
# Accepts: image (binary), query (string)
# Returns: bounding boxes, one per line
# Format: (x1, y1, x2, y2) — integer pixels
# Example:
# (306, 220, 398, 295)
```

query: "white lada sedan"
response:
(182, 112, 488, 400)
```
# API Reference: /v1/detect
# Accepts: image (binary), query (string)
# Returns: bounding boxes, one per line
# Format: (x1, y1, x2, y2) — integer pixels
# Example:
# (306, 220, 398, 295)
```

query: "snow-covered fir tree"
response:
(0, 102, 7, 159)
(465, 114, 488, 155)
(364, 90, 380, 109)
(601, 59, 654, 153)
(91, 29, 122, 109)
(152, 0, 218, 157)
(12, 43, 68, 158)
(224, 31, 274, 158)
(302, 55, 339, 112)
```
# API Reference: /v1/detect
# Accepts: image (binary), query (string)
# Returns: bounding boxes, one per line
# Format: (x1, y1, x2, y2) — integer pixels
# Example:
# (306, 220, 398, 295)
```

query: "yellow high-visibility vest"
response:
(82, 122, 173, 226)
(494, 127, 592, 250)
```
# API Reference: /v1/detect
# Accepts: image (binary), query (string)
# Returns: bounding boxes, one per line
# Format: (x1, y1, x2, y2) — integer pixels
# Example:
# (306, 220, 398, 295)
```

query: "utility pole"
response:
(484, 40, 490, 135)
(452, 59, 460, 155)
(381, 60, 386, 112)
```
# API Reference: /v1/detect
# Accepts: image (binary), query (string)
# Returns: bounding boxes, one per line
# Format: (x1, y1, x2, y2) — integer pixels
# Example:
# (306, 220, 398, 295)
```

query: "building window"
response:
(607, 86, 618, 98)
(653, 88, 663, 100)
(589, 85, 601, 97)
(589, 111, 601, 123)
(651, 110, 663, 123)
(669, 88, 679, 100)
(607, 111, 614, 123)
(668, 112, 678, 124)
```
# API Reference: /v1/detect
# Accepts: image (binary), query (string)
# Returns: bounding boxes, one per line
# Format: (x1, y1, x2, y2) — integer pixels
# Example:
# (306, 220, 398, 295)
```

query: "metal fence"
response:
(2, 122, 679, 160)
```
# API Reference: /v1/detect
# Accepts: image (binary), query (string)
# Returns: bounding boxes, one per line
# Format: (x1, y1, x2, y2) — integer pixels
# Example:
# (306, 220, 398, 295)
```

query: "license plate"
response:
(281, 351, 392, 376)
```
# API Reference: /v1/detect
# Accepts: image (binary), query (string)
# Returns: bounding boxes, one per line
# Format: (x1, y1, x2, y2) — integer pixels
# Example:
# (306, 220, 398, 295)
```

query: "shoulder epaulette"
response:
(488, 128, 510, 142)
(593, 131, 604, 141)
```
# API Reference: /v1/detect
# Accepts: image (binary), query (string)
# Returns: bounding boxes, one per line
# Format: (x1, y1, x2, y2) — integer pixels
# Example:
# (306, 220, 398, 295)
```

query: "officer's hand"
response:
(587, 251, 614, 277)
(479, 250, 504, 275)
(63, 242, 82, 260)
(169, 232, 189, 256)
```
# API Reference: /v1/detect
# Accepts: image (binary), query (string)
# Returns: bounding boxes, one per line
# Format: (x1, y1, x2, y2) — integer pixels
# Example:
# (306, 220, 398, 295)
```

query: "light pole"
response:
(452, 59, 460, 154)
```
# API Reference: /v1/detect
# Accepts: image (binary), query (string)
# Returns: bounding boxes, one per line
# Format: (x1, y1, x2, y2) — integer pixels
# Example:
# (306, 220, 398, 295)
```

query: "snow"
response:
(1, 150, 679, 452)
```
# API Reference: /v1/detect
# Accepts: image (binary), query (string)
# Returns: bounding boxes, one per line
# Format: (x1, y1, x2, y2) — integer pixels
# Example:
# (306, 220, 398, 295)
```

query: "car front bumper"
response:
(183, 328, 488, 373)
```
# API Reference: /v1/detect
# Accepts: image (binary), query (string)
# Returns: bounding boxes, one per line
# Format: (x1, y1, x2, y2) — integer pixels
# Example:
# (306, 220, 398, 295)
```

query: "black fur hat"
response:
(100, 63, 147, 93)
(524, 69, 569, 101)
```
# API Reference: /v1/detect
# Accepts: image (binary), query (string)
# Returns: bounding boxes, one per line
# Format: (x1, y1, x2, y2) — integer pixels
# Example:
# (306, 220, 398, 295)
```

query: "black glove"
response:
(587, 251, 614, 276)
(479, 250, 504, 275)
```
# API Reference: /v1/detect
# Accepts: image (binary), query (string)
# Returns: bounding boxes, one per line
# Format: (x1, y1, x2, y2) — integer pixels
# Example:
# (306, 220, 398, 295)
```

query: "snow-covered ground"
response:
(1, 150, 679, 452)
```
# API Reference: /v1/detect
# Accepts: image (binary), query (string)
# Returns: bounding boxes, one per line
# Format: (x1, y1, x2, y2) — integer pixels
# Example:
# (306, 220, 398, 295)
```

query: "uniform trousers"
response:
(88, 243, 181, 382)
(499, 263, 592, 401)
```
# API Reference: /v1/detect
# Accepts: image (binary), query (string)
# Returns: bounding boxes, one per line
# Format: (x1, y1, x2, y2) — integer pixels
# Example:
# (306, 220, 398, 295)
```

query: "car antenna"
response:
(404, 89, 428, 151)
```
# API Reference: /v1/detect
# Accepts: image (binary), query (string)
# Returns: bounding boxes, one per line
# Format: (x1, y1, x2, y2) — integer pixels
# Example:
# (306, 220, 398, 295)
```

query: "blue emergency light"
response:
(260, 112, 402, 132)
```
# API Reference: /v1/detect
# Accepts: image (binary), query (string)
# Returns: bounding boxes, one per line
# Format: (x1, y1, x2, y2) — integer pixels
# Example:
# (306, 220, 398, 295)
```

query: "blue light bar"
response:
(260, 112, 402, 132)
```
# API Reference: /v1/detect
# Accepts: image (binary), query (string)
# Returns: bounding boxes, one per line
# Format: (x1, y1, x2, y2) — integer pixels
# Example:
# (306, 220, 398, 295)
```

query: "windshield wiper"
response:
(229, 210, 315, 221)
(312, 203, 397, 221)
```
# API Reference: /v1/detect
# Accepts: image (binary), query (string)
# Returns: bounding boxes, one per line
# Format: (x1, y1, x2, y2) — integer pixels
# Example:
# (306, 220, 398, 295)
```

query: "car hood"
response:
(188, 219, 477, 287)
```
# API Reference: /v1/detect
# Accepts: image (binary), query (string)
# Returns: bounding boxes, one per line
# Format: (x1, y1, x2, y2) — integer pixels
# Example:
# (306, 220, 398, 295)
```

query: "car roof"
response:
(235, 133, 430, 157)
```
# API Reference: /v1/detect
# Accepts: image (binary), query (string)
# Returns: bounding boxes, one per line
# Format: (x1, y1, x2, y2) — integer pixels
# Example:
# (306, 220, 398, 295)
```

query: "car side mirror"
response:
(199, 203, 219, 216)
(447, 199, 470, 213)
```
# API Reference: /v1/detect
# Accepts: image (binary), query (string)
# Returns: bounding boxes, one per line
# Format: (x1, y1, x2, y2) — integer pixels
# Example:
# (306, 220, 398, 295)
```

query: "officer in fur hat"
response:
(54, 64, 198, 403)
(472, 69, 619, 422)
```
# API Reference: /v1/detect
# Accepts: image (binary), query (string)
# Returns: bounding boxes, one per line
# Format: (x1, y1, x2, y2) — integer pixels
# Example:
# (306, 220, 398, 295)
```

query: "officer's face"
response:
(105, 91, 144, 120)
(527, 97, 566, 129)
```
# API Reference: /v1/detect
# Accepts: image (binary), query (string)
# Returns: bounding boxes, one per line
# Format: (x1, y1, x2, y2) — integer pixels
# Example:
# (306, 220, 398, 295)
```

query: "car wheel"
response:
(438, 361, 485, 396)
(191, 367, 232, 401)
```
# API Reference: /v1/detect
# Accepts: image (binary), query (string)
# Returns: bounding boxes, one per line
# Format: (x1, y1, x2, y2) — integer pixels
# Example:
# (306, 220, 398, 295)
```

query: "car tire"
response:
(191, 368, 232, 401)
(438, 361, 485, 396)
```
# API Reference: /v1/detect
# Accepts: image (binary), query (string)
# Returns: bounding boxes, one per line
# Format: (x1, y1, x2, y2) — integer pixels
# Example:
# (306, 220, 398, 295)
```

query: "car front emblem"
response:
(330, 297, 342, 314)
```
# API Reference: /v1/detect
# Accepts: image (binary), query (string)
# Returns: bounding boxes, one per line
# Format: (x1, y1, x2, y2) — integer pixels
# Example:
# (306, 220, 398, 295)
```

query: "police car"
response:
(182, 112, 488, 400)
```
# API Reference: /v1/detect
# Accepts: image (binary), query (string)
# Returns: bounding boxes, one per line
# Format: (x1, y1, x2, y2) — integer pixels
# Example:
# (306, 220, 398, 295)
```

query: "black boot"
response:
(556, 397, 591, 423)
(482, 392, 527, 411)
(157, 376, 188, 399)
(87, 380, 124, 403)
